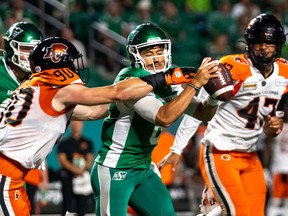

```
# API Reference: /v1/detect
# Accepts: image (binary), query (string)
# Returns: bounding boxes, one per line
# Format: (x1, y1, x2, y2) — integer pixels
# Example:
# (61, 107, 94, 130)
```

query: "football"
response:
(204, 62, 233, 101)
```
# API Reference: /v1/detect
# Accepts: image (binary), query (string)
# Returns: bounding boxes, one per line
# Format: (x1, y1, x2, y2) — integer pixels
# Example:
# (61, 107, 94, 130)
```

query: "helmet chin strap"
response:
(253, 54, 274, 65)
(249, 46, 275, 67)
(249, 49, 275, 77)
(145, 63, 166, 74)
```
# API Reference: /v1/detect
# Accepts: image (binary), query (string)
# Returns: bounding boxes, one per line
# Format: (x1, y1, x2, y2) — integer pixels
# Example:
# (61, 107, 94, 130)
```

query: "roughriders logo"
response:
(43, 43, 68, 63)
(112, 171, 127, 180)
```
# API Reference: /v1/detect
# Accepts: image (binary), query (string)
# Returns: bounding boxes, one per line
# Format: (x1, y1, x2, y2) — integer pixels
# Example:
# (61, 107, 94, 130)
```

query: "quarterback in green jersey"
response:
(0, 22, 43, 111)
(91, 23, 220, 215)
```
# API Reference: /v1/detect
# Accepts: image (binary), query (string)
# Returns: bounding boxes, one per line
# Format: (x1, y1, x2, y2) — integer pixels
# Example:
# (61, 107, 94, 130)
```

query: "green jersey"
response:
(96, 67, 179, 169)
(0, 57, 20, 111)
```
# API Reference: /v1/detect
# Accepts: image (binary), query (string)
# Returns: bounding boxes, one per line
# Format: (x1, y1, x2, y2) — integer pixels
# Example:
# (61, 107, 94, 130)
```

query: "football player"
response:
(0, 22, 48, 214)
(266, 94, 288, 216)
(0, 22, 43, 111)
(0, 35, 216, 215)
(158, 13, 287, 216)
(91, 23, 220, 216)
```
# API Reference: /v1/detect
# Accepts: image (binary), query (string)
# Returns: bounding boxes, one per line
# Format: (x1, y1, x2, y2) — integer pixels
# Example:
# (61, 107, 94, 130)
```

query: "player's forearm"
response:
(72, 104, 109, 121)
(193, 100, 218, 122)
(111, 78, 153, 101)
(155, 85, 198, 127)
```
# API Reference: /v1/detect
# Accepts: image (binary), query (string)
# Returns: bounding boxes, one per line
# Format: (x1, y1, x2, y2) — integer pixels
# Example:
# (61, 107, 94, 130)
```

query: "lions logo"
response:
(43, 43, 68, 63)
(221, 154, 231, 161)
(14, 190, 20, 200)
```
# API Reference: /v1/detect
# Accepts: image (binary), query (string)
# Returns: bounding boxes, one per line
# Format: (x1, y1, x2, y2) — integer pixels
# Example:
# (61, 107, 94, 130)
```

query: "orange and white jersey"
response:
(0, 68, 83, 169)
(202, 54, 288, 152)
(271, 122, 288, 174)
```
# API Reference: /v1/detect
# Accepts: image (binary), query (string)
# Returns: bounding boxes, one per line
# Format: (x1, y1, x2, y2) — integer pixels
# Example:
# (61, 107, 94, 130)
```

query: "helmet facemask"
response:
(3, 22, 43, 73)
(9, 39, 41, 73)
(247, 42, 280, 67)
(29, 37, 89, 84)
(60, 50, 89, 84)
(128, 39, 171, 74)
(72, 53, 89, 84)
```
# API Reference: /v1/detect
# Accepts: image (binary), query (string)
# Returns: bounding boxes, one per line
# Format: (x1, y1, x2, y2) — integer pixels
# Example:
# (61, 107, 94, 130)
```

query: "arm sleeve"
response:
(196, 87, 209, 100)
(170, 86, 219, 154)
(133, 96, 162, 123)
(129, 85, 203, 123)
(118, 94, 162, 124)
(170, 115, 202, 155)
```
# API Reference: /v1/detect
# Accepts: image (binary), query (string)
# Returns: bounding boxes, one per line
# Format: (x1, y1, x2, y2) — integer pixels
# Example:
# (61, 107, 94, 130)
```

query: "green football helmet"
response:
(126, 23, 171, 73)
(3, 22, 43, 73)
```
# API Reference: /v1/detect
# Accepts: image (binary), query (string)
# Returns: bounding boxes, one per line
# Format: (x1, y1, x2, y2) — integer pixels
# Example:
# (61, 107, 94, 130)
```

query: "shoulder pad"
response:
(276, 58, 288, 65)
(220, 54, 251, 81)
(276, 58, 288, 78)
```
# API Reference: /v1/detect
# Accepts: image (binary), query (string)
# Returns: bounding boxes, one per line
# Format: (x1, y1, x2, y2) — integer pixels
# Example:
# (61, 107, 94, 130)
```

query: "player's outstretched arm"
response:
(56, 59, 215, 121)
(55, 67, 200, 119)
(111, 66, 197, 101)
(56, 72, 190, 121)
(84, 72, 192, 103)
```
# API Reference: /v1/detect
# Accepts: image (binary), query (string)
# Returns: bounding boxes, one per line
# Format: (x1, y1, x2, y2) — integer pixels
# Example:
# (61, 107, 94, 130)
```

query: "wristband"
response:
(276, 111, 285, 118)
(187, 83, 201, 92)
(139, 73, 166, 91)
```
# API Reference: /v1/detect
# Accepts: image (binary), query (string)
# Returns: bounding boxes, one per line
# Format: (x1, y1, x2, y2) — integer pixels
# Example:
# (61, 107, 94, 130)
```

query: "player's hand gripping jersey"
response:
(202, 54, 288, 152)
(0, 68, 83, 169)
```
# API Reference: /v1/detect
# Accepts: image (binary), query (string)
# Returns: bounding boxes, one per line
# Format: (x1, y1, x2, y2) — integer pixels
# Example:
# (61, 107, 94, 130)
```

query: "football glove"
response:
(165, 67, 197, 85)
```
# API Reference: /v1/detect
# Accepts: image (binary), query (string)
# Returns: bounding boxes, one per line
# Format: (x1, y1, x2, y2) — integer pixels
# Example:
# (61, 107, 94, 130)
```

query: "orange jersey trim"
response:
(276, 58, 288, 95)
(220, 54, 252, 96)
(21, 68, 82, 116)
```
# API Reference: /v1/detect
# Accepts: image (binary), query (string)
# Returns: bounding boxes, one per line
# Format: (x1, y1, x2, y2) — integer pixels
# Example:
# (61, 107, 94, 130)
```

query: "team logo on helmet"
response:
(43, 43, 68, 63)
(4, 27, 23, 41)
